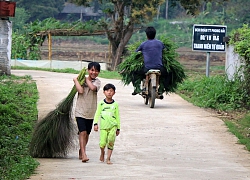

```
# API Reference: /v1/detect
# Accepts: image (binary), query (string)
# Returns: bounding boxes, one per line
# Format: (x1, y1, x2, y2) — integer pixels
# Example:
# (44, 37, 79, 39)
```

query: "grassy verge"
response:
(177, 73, 250, 151)
(223, 113, 250, 151)
(0, 75, 39, 180)
(11, 66, 122, 80)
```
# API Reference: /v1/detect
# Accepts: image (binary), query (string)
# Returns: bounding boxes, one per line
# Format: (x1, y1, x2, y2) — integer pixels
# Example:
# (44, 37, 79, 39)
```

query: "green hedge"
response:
(0, 75, 39, 180)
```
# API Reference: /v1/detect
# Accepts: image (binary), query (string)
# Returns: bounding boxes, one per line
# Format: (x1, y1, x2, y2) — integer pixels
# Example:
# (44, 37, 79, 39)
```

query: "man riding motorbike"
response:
(131, 26, 172, 96)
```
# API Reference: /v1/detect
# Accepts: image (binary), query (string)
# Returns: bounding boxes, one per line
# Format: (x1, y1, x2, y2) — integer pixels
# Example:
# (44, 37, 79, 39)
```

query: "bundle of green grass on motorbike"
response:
(118, 36, 186, 93)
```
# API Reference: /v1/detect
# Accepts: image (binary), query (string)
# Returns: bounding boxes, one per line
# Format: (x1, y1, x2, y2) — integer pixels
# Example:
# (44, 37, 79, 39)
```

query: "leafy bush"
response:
(11, 18, 105, 60)
(0, 75, 39, 180)
(178, 74, 245, 111)
(229, 24, 250, 108)
(12, 31, 41, 60)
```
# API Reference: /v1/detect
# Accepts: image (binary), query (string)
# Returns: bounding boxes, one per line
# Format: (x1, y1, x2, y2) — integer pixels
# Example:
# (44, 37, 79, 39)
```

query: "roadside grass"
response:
(177, 74, 245, 110)
(11, 66, 122, 79)
(0, 75, 39, 180)
(177, 73, 250, 151)
(210, 65, 225, 71)
(224, 113, 250, 151)
(3, 64, 250, 179)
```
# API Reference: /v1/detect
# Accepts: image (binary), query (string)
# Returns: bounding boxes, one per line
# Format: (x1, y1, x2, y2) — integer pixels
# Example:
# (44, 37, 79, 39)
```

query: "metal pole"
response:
(48, 32, 52, 69)
(206, 52, 210, 77)
(48, 32, 52, 61)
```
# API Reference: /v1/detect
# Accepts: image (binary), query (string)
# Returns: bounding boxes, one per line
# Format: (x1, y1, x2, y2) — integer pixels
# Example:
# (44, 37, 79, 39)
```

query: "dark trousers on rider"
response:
(131, 67, 145, 94)
(158, 66, 172, 93)
(131, 66, 172, 94)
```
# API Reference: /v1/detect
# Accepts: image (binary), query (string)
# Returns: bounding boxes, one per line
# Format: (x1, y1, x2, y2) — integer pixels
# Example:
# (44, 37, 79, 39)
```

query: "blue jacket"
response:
(136, 39, 165, 69)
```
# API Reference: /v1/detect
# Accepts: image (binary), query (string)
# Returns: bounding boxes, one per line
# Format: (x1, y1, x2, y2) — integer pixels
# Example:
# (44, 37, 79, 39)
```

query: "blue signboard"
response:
(192, 24, 227, 52)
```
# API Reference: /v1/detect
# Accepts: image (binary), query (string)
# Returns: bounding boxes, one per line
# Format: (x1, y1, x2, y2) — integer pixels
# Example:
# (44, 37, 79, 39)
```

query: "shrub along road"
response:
(13, 70, 250, 180)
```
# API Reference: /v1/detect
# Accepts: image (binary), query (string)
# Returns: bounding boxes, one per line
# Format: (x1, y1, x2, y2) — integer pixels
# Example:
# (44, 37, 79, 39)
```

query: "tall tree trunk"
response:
(157, 5, 161, 20)
(0, 20, 12, 75)
(165, 0, 169, 19)
(111, 24, 134, 70)
(105, 2, 135, 71)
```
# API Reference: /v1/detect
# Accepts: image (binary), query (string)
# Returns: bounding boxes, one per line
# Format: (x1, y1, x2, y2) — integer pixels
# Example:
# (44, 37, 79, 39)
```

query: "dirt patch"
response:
(41, 40, 109, 62)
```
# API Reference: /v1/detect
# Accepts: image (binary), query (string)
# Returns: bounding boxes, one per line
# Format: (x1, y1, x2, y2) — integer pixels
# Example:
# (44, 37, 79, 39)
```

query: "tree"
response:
(224, 0, 250, 26)
(163, 0, 187, 20)
(14, 0, 65, 22)
(69, 0, 165, 70)
(10, 7, 31, 32)
(170, 0, 228, 16)
(68, 0, 229, 70)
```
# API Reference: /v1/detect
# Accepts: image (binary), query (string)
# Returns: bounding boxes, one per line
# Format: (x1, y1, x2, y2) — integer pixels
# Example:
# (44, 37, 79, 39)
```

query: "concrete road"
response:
(12, 70, 250, 180)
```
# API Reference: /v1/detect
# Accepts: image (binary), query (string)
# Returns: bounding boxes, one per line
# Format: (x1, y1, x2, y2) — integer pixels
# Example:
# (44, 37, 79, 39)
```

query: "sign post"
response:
(192, 24, 227, 77)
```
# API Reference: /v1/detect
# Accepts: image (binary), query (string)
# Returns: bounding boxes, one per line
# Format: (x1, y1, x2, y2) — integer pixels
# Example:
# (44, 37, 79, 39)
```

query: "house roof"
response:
(61, 3, 101, 16)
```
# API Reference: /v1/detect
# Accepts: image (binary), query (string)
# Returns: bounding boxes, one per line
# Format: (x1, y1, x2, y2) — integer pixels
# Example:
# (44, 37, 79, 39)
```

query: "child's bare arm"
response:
(116, 129, 120, 136)
(94, 124, 98, 131)
(73, 77, 84, 94)
(86, 76, 97, 91)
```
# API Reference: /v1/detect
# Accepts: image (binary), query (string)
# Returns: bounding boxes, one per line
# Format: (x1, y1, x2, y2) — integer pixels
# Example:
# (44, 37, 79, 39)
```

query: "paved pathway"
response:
(12, 70, 250, 180)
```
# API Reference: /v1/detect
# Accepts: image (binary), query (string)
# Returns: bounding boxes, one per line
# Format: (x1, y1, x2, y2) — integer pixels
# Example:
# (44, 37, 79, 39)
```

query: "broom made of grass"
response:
(29, 68, 87, 158)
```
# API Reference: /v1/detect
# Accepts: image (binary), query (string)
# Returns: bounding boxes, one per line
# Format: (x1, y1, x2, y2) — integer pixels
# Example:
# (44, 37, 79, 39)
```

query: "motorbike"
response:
(140, 69, 163, 108)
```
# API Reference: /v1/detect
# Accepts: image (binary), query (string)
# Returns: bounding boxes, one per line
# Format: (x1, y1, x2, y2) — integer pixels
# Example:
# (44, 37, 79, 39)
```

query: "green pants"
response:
(99, 126, 117, 150)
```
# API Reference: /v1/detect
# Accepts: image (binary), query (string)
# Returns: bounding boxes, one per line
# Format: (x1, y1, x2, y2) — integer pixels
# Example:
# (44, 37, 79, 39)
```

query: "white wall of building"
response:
(0, 20, 12, 75)
(225, 44, 244, 80)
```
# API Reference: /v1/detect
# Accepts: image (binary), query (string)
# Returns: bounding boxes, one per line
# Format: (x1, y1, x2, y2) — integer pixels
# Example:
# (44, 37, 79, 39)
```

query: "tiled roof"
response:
(61, 3, 101, 16)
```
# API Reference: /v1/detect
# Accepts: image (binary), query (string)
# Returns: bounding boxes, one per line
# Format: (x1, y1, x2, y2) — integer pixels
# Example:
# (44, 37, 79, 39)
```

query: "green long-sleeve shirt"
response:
(94, 99, 120, 130)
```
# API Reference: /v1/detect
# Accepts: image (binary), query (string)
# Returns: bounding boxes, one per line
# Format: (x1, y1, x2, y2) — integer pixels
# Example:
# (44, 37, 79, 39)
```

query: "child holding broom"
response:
(94, 83, 120, 165)
(73, 62, 101, 162)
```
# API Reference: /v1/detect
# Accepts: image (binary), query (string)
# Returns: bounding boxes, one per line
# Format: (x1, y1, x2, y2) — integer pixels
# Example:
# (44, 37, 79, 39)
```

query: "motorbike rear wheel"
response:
(144, 95, 149, 105)
(148, 80, 156, 108)
(141, 79, 149, 105)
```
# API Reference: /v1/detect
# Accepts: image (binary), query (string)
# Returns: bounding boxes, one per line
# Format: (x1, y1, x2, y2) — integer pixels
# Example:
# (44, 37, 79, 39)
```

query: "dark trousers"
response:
(131, 68, 145, 92)
(158, 66, 172, 92)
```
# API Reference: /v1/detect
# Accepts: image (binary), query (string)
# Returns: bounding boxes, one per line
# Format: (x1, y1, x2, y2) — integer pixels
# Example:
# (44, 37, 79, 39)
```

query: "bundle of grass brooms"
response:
(29, 68, 87, 158)
(118, 36, 186, 93)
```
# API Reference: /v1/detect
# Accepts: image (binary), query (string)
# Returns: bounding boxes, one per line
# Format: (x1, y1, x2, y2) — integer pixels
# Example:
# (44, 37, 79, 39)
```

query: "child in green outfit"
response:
(94, 83, 120, 164)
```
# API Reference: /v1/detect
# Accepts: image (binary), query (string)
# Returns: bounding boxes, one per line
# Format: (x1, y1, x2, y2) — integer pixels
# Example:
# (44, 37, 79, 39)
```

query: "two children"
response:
(74, 62, 120, 164)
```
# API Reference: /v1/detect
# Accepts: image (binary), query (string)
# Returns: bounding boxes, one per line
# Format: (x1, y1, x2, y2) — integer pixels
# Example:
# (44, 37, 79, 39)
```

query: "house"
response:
(57, 3, 103, 21)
